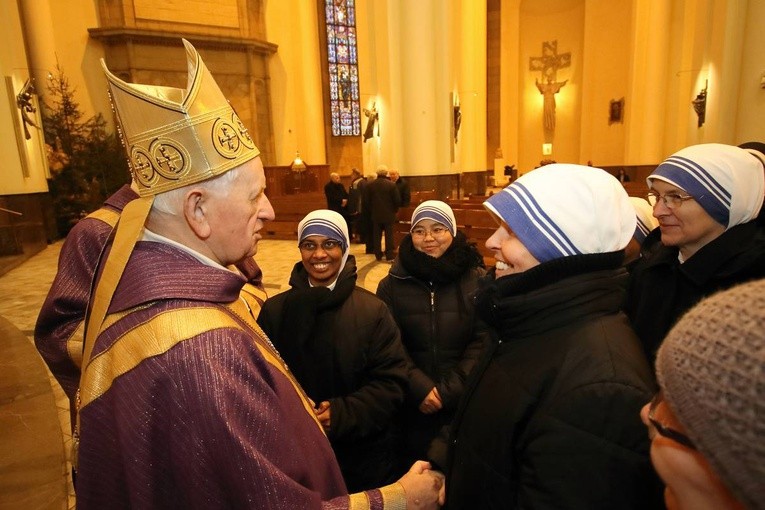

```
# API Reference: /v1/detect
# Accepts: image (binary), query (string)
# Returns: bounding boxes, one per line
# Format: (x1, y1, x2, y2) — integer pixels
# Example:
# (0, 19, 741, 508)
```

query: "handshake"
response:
(397, 460, 446, 509)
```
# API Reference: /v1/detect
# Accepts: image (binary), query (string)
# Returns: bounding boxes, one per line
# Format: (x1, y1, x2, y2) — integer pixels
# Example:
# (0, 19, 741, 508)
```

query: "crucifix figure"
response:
(529, 41, 571, 140)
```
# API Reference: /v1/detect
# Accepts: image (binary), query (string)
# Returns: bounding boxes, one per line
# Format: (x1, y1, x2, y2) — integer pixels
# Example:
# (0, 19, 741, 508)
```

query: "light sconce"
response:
(691, 80, 708, 128)
(291, 151, 306, 172)
(542, 143, 553, 156)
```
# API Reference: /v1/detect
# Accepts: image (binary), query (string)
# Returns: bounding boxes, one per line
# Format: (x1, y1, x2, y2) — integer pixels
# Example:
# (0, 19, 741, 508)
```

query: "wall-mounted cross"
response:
(529, 40, 571, 84)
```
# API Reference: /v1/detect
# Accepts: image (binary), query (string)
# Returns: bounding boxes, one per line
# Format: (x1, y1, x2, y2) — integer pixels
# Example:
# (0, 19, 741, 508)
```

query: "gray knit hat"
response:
(655, 278, 765, 509)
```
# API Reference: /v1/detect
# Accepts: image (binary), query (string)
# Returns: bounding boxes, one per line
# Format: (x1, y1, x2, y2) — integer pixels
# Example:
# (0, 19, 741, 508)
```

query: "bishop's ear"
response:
(184, 189, 212, 239)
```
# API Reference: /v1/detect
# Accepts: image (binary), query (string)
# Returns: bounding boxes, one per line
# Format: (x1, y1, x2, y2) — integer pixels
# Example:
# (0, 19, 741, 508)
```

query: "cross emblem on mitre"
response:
(529, 40, 571, 83)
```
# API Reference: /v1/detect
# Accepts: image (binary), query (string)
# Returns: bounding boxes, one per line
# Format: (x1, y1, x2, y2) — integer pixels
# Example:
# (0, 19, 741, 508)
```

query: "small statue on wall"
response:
(453, 101, 462, 143)
(16, 78, 40, 140)
(692, 81, 707, 128)
(363, 101, 379, 142)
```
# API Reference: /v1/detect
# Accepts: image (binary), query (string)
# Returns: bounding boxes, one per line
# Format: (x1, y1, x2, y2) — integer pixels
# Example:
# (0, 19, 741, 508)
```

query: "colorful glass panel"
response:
(326, 0, 360, 136)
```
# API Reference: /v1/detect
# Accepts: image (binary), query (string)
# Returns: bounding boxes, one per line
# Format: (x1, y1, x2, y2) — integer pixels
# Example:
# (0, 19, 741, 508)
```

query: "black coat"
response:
(626, 220, 765, 361)
(363, 176, 401, 224)
(324, 181, 348, 214)
(377, 235, 488, 462)
(395, 178, 411, 207)
(257, 256, 408, 492)
(445, 253, 663, 510)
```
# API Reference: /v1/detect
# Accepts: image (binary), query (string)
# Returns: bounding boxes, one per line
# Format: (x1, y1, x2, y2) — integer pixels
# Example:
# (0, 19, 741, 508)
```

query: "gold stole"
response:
(66, 207, 122, 369)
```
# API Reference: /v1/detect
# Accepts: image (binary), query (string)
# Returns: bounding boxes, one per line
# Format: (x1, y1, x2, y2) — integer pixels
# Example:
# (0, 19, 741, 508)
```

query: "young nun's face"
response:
(411, 219, 453, 259)
(299, 235, 344, 286)
(485, 222, 540, 278)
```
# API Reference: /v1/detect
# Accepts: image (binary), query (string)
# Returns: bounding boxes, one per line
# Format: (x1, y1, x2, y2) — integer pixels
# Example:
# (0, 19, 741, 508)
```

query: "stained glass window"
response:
(326, 0, 360, 136)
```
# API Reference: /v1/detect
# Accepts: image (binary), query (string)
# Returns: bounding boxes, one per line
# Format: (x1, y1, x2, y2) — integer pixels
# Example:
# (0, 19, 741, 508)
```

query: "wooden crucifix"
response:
(529, 41, 571, 140)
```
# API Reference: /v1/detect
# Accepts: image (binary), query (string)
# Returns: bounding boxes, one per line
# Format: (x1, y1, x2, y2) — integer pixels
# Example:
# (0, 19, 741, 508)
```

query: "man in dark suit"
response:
(363, 166, 401, 261)
(390, 170, 411, 207)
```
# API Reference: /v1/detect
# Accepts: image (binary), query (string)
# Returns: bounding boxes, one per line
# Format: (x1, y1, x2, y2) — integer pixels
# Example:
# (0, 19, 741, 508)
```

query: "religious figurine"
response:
(692, 82, 707, 128)
(453, 103, 462, 143)
(363, 102, 379, 142)
(536, 79, 567, 138)
(529, 40, 571, 141)
(16, 78, 40, 140)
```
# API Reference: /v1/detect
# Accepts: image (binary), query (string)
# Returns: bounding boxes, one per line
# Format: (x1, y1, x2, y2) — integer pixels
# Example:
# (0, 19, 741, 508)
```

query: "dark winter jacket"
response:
(376, 234, 487, 462)
(445, 252, 663, 510)
(324, 180, 349, 214)
(626, 220, 765, 361)
(363, 176, 401, 224)
(257, 256, 408, 492)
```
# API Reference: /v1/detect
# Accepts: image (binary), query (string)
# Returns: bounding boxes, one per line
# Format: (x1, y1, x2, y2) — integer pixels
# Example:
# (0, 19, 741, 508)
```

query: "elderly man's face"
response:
(390, 171, 399, 182)
(331, 174, 341, 183)
(206, 157, 274, 265)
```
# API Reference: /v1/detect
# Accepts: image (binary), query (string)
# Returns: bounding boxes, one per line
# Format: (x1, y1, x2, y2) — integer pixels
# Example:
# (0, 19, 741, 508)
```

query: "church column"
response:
(18, 0, 58, 98)
(624, 0, 671, 164)
(382, 0, 453, 196)
(457, 0, 488, 193)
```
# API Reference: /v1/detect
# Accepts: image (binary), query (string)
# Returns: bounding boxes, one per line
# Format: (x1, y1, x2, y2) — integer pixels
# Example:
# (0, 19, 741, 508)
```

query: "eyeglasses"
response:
(298, 239, 343, 252)
(411, 226, 450, 239)
(647, 392, 696, 450)
(647, 191, 694, 209)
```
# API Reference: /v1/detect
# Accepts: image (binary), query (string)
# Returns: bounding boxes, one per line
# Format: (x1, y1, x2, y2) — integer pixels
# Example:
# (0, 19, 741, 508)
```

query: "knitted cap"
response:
(629, 196, 658, 244)
(483, 164, 635, 263)
(656, 279, 765, 509)
(648, 143, 764, 229)
(410, 200, 457, 236)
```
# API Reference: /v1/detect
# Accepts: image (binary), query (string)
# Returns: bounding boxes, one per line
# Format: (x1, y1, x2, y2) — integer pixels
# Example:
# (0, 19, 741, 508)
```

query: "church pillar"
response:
(625, 0, 671, 165)
(498, 0, 520, 183)
(393, 0, 449, 181)
(456, 0, 488, 194)
(18, 0, 58, 97)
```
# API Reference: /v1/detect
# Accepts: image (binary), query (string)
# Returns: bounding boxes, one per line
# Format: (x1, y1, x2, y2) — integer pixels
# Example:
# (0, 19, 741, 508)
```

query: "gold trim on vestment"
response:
(379, 482, 407, 510)
(224, 299, 324, 432)
(86, 207, 120, 227)
(79, 306, 241, 409)
(349, 492, 371, 510)
(63, 207, 121, 369)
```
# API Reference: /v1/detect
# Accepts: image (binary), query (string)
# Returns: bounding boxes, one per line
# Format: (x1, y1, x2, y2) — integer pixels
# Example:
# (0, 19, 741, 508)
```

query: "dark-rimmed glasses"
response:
(648, 392, 696, 450)
(298, 239, 342, 252)
(647, 191, 694, 209)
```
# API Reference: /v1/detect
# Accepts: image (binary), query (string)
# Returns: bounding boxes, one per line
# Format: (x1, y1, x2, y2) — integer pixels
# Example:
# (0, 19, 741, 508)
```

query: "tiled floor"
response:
(0, 238, 394, 510)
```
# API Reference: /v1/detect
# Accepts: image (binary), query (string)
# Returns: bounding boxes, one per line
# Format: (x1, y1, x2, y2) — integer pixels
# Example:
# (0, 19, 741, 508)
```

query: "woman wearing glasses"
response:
(376, 200, 487, 470)
(257, 210, 411, 492)
(445, 165, 663, 509)
(641, 278, 765, 510)
(625, 143, 765, 361)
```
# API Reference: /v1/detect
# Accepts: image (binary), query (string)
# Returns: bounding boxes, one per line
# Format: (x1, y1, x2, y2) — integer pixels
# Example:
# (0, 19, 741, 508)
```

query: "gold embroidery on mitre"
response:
(101, 39, 260, 197)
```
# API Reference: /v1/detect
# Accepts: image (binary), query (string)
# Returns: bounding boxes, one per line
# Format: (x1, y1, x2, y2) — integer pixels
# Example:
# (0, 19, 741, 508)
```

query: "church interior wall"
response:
(517, 0, 585, 174)
(579, 0, 631, 167)
(266, 0, 327, 167)
(736, 0, 765, 143)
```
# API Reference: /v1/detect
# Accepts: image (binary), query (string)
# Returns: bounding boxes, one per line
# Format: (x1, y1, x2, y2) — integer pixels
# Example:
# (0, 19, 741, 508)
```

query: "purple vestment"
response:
(76, 241, 398, 509)
(35, 184, 138, 401)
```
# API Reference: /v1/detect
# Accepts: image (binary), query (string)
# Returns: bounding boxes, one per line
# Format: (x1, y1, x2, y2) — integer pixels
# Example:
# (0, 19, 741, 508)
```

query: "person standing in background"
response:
(390, 170, 411, 207)
(363, 166, 401, 261)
